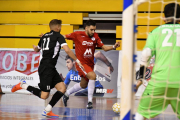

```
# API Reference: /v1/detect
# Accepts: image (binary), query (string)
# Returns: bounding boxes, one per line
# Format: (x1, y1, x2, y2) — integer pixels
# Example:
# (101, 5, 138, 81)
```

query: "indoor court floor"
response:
(0, 94, 179, 120)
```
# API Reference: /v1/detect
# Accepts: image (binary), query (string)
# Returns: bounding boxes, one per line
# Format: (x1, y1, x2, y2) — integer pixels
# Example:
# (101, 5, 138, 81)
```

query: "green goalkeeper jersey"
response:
(144, 22, 180, 88)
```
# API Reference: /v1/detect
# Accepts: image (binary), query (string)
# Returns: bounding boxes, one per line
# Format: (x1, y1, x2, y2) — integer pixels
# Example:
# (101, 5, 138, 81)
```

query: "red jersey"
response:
(65, 31, 104, 66)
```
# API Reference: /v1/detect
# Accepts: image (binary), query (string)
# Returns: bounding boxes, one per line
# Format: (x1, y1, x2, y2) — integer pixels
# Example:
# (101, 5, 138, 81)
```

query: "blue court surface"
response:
(0, 94, 179, 120)
(0, 105, 120, 120)
(0, 94, 120, 120)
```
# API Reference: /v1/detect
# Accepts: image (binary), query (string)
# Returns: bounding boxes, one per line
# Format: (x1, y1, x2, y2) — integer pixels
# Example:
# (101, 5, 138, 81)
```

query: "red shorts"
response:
(75, 63, 94, 81)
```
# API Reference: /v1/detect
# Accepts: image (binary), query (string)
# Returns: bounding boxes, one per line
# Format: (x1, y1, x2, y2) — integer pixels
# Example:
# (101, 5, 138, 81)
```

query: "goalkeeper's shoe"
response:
(11, 79, 26, 92)
(42, 110, 59, 118)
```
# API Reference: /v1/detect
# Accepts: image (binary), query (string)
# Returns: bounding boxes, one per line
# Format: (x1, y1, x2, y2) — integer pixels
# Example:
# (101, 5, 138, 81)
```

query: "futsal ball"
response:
(112, 103, 120, 113)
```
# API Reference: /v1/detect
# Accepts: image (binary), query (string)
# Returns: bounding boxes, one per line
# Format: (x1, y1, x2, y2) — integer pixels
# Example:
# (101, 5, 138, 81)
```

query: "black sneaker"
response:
(87, 102, 93, 109)
(62, 95, 69, 107)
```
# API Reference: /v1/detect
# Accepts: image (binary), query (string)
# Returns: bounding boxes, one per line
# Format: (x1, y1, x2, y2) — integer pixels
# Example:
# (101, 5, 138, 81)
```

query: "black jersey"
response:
(38, 30, 67, 67)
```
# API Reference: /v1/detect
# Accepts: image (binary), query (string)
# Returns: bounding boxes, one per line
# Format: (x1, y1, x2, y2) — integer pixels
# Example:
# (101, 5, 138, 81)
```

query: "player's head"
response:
(49, 19, 62, 32)
(164, 3, 180, 21)
(65, 55, 75, 71)
(85, 19, 96, 38)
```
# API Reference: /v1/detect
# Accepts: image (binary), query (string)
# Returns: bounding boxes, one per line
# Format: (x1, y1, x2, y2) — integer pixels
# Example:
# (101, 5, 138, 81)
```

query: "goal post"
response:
(120, 0, 148, 120)
(121, 0, 136, 120)
(121, 0, 180, 120)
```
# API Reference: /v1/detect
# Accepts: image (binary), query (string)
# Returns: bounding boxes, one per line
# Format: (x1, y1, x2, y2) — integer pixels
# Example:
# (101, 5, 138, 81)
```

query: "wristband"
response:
(76, 59, 80, 63)
(113, 45, 115, 49)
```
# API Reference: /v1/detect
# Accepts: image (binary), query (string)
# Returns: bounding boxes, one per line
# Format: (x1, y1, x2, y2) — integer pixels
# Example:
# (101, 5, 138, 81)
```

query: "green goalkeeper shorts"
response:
(137, 84, 180, 119)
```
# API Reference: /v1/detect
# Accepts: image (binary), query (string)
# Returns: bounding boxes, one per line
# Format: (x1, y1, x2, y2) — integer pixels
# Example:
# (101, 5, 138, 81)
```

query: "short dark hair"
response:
(65, 55, 74, 62)
(49, 19, 62, 27)
(85, 19, 96, 27)
(164, 3, 180, 18)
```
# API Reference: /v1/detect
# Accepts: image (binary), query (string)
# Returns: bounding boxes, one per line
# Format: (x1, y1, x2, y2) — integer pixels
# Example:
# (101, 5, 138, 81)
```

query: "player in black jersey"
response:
(11, 19, 83, 118)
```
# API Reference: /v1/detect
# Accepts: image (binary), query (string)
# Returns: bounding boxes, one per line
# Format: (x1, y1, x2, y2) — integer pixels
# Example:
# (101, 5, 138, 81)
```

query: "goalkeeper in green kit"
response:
(135, 3, 180, 120)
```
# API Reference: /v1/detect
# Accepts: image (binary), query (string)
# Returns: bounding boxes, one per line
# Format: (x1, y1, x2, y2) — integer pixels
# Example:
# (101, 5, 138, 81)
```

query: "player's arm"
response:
(136, 30, 155, 91)
(62, 45, 84, 70)
(101, 42, 120, 51)
(94, 51, 114, 73)
(63, 35, 66, 39)
(33, 45, 41, 52)
(63, 45, 78, 61)
(136, 48, 152, 91)
(63, 32, 77, 41)
(33, 38, 42, 52)
(96, 36, 120, 51)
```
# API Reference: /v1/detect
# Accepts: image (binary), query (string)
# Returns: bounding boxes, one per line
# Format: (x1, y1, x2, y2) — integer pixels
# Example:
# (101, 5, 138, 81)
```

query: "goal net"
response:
(121, 0, 180, 120)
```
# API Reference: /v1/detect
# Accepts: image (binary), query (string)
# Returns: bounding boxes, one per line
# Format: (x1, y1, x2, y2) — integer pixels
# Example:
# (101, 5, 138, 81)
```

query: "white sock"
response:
(66, 83, 82, 96)
(45, 104, 52, 113)
(21, 83, 29, 90)
(135, 112, 145, 120)
(88, 80, 95, 102)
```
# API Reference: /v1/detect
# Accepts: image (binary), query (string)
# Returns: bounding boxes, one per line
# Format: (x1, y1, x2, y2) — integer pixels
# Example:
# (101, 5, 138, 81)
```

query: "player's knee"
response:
(40, 94, 49, 100)
(56, 82, 66, 93)
(80, 83, 87, 88)
(87, 72, 96, 80)
(59, 87, 66, 94)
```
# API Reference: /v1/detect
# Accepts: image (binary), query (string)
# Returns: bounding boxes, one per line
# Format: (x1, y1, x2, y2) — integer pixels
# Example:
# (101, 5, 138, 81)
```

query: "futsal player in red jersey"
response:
(63, 19, 120, 109)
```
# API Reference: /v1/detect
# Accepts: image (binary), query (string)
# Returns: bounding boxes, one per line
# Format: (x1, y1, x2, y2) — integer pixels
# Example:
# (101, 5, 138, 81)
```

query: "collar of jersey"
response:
(50, 30, 60, 33)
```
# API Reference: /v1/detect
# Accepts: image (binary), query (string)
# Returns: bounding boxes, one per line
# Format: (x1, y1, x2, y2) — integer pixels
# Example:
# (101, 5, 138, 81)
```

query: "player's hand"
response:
(76, 59, 85, 71)
(108, 66, 114, 74)
(33, 45, 40, 52)
(114, 42, 120, 49)
(39, 33, 44, 37)
(33, 45, 37, 51)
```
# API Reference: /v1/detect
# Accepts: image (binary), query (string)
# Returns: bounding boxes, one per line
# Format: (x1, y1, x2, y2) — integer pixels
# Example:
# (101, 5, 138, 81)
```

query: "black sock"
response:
(27, 86, 41, 98)
(49, 91, 64, 107)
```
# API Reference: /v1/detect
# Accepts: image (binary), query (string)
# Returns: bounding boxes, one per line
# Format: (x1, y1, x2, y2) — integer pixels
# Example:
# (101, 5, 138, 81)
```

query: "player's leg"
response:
(65, 80, 86, 97)
(135, 85, 169, 119)
(12, 65, 52, 99)
(74, 89, 88, 96)
(86, 71, 96, 109)
(63, 77, 88, 106)
(42, 70, 65, 118)
(168, 88, 180, 119)
(77, 64, 96, 109)
(71, 63, 95, 109)
(11, 78, 50, 99)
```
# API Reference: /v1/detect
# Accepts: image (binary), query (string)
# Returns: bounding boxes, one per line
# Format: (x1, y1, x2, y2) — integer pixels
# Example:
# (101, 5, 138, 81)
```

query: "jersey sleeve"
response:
(96, 36, 104, 47)
(64, 72, 71, 85)
(58, 34, 68, 47)
(144, 31, 156, 56)
(65, 32, 77, 42)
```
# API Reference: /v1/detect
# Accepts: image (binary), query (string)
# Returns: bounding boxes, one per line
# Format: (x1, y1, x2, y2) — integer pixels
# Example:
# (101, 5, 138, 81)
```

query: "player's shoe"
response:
(42, 110, 59, 118)
(11, 79, 26, 92)
(87, 102, 93, 109)
(62, 94, 69, 107)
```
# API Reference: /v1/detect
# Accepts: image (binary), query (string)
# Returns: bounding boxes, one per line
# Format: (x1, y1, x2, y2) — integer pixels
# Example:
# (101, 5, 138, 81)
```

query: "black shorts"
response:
(38, 65, 63, 92)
